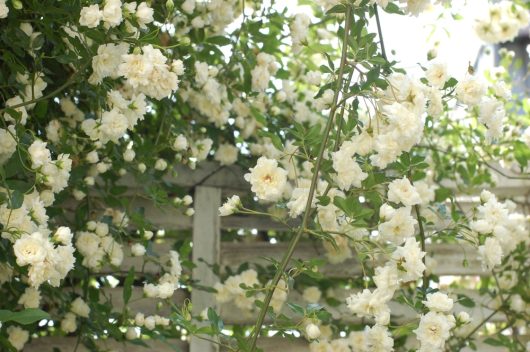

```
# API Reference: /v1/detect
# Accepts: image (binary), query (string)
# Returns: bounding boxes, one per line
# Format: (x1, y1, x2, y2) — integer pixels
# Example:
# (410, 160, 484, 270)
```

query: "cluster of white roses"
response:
(61, 297, 91, 334)
(4, 72, 47, 126)
(174, 0, 240, 32)
(471, 190, 529, 270)
(75, 221, 124, 270)
(143, 250, 182, 299)
(134, 312, 170, 331)
(13, 228, 75, 287)
(81, 89, 147, 144)
(182, 61, 231, 127)
(309, 324, 393, 352)
(88, 43, 183, 101)
(214, 269, 288, 314)
(0, 141, 75, 290)
(1, 71, 48, 164)
(414, 292, 458, 352)
(454, 73, 510, 141)
(290, 13, 311, 54)
(79, 0, 154, 30)
(28, 140, 72, 193)
(251, 53, 279, 92)
(475, 1, 529, 44)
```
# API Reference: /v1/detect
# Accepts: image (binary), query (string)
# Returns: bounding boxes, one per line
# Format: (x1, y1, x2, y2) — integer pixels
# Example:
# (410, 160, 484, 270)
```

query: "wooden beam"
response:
(190, 186, 222, 352)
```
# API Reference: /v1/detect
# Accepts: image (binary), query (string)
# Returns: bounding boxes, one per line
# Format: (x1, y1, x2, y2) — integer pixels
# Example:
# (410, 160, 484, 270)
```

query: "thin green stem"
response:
(247, 7, 354, 351)
(374, 5, 387, 61)
(0, 62, 88, 113)
(414, 204, 428, 291)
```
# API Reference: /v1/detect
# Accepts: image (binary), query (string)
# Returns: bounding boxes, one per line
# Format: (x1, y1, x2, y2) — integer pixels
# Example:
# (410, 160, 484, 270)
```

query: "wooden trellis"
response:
(25, 162, 529, 352)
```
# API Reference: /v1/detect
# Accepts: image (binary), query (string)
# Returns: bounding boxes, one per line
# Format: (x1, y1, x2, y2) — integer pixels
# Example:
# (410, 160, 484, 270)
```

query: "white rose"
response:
(123, 149, 135, 162)
(305, 323, 321, 339)
(0, 0, 9, 19)
(18, 287, 41, 308)
(214, 143, 238, 166)
(387, 177, 421, 206)
(79, 4, 102, 28)
(71, 297, 90, 318)
(423, 292, 454, 312)
(173, 134, 188, 151)
(181, 0, 195, 14)
(244, 157, 288, 202)
(143, 283, 159, 298)
(157, 282, 176, 299)
(54, 226, 73, 245)
(144, 316, 156, 330)
(425, 61, 448, 88)
(182, 195, 193, 206)
(154, 158, 168, 171)
(40, 190, 55, 206)
(302, 286, 322, 304)
(61, 312, 77, 333)
(95, 222, 109, 237)
(7, 326, 29, 351)
(457, 311, 470, 324)
(131, 243, 146, 257)
(135, 2, 154, 28)
(143, 230, 154, 240)
(455, 76, 486, 106)
(126, 327, 138, 340)
(13, 232, 48, 266)
(218, 195, 241, 216)
(75, 231, 101, 257)
(135, 312, 145, 326)
(28, 140, 51, 169)
(102, 0, 123, 27)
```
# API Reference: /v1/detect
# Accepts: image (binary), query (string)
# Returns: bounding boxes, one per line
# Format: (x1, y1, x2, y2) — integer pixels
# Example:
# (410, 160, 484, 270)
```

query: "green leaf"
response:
(443, 77, 458, 90)
(457, 294, 475, 308)
(0, 309, 50, 325)
(483, 338, 504, 347)
(383, 3, 403, 15)
(34, 100, 48, 119)
(513, 141, 530, 169)
(326, 4, 346, 14)
(7, 189, 24, 209)
(207, 307, 223, 332)
(206, 36, 231, 46)
(123, 266, 135, 304)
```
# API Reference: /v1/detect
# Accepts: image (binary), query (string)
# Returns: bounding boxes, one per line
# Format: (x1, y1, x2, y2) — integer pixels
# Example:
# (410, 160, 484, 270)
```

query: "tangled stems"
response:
(246, 7, 355, 351)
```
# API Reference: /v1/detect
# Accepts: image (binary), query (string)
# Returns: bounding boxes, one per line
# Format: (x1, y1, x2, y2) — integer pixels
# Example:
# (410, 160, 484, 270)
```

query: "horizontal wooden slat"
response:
(117, 162, 249, 193)
(95, 284, 502, 326)
(25, 337, 188, 352)
(220, 242, 485, 277)
(26, 335, 526, 352)
(108, 241, 486, 277)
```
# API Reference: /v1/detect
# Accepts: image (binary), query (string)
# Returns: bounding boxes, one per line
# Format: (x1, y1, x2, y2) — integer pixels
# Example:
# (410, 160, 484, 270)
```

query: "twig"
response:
(374, 5, 387, 61)
(247, 7, 354, 351)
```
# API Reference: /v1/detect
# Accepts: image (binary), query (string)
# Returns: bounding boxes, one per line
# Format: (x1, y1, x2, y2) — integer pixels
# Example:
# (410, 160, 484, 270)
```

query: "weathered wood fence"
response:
(26, 162, 529, 352)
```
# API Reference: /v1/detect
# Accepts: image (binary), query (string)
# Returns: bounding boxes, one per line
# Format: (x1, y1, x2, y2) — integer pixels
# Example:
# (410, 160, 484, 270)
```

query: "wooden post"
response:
(191, 186, 222, 352)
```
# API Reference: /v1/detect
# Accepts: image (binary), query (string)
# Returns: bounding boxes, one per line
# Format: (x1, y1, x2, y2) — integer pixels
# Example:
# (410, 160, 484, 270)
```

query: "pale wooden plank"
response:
(190, 186, 222, 352)
(220, 242, 485, 277)
(25, 337, 187, 352)
(89, 285, 503, 326)
(27, 334, 526, 352)
(107, 242, 487, 277)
